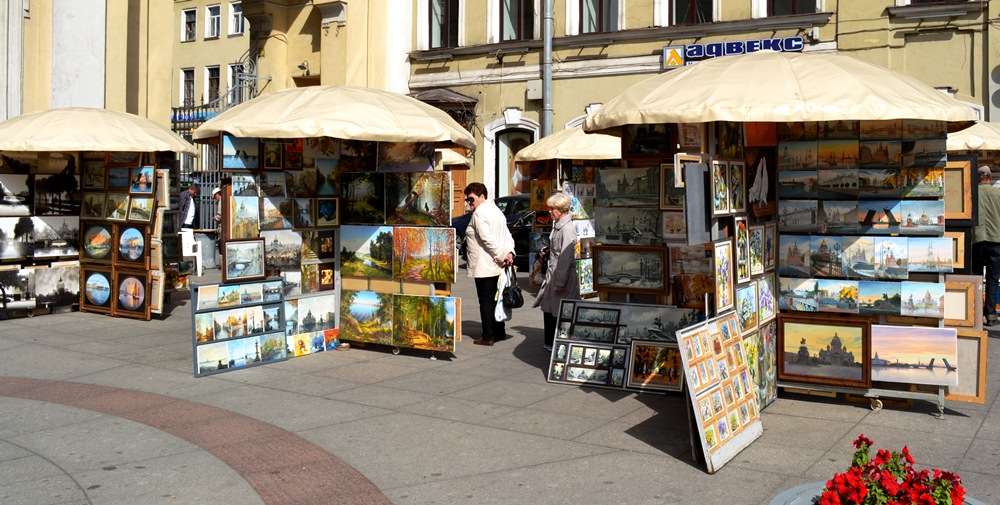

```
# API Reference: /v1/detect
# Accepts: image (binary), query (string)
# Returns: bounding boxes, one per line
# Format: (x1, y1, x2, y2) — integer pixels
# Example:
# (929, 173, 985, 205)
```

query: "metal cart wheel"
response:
(870, 398, 883, 411)
(392, 346, 401, 355)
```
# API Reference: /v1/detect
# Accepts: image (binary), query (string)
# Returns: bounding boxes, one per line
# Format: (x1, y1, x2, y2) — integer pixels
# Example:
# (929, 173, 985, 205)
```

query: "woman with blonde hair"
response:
(532, 192, 579, 351)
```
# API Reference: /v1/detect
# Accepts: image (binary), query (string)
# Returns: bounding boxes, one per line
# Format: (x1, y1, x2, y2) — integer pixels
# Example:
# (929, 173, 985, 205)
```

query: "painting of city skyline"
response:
(870, 325, 957, 386)
(778, 314, 870, 388)
(778, 234, 811, 277)
(594, 245, 667, 295)
(596, 166, 660, 207)
(899, 281, 945, 318)
(594, 207, 660, 246)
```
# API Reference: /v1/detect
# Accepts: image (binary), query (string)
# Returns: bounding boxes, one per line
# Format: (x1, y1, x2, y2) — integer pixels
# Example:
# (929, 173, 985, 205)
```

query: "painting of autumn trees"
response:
(393, 294, 456, 352)
(392, 226, 456, 283)
(627, 342, 685, 391)
(339, 289, 393, 345)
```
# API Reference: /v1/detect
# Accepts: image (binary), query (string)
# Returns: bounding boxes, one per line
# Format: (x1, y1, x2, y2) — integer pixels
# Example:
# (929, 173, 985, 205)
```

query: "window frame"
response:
(180, 68, 195, 107)
(672, 0, 715, 25)
(766, 0, 818, 16)
(205, 4, 221, 39)
(500, 0, 536, 42)
(181, 8, 197, 42)
(580, 0, 616, 34)
(229, 2, 244, 35)
(429, 0, 460, 49)
(205, 65, 221, 104)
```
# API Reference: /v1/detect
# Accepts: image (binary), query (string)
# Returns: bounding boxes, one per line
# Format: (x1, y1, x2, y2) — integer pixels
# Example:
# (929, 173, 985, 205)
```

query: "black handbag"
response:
(502, 266, 525, 308)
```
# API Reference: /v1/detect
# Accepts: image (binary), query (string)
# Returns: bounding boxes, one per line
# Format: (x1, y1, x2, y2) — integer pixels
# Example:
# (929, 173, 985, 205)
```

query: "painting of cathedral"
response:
(899, 281, 945, 318)
(778, 234, 811, 277)
(228, 195, 260, 239)
(778, 314, 870, 388)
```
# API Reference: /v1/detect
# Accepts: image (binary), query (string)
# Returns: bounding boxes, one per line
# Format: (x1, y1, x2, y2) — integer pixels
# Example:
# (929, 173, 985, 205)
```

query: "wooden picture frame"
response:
(711, 160, 730, 218)
(150, 239, 162, 271)
(220, 133, 262, 171)
(944, 328, 989, 403)
(777, 313, 871, 389)
(129, 166, 156, 195)
(115, 224, 149, 269)
(623, 123, 675, 158)
(80, 222, 115, 264)
(944, 229, 969, 271)
(113, 269, 151, 320)
(80, 266, 114, 314)
(104, 193, 130, 221)
(149, 272, 164, 313)
(659, 163, 684, 211)
(81, 161, 106, 190)
(223, 238, 267, 283)
(626, 340, 685, 392)
(728, 161, 747, 214)
(127, 196, 155, 223)
(713, 238, 735, 313)
(106, 167, 131, 191)
(593, 245, 668, 296)
(944, 274, 982, 329)
(104, 151, 142, 168)
(763, 223, 777, 271)
(943, 155, 977, 226)
(734, 216, 751, 284)
(315, 198, 340, 227)
(678, 123, 705, 152)
(81, 192, 106, 219)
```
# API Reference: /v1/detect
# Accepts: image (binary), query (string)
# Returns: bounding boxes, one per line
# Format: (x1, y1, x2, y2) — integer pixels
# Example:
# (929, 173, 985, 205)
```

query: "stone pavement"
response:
(0, 268, 998, 505)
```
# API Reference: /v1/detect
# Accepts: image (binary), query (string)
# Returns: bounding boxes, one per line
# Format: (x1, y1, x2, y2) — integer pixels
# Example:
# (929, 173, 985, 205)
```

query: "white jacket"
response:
(466, 199, 515, 278)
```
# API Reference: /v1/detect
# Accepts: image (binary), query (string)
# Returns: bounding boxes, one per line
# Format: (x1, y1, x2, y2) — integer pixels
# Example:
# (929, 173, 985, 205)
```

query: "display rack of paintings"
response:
(676, 311, 763, 473)
(546, 299, 703, 391)
(191, 277, 288, 377)
(339, 289, 457, 353)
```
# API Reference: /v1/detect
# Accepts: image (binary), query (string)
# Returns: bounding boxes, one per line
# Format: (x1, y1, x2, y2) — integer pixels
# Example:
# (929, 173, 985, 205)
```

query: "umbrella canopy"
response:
(193, 85, 476, 149)
(513, 125, 621, 162)
(584, 51, 976, 133)
(947, 120, 1000, 151)
(0, 107, 197, 155)
(437, 148, 471, 166)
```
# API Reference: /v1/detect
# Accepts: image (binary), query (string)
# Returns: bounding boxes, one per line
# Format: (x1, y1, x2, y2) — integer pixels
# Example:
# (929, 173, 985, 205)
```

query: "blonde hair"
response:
(547, 193, 572, 212)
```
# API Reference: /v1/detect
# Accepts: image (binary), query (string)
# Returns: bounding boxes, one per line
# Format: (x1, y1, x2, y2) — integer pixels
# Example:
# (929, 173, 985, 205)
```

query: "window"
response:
(181, 68, 195, 107)
(581, 0, 618, 34)
(206, 66, 221, 103)
(673, 0, 713, 24)
(501, 0, 535, 41)
(430, 0, 459, 48)
(228, 63, 241, 94)
(182, 9, 197, 41)
(206, 5, 221, 38)
(230, 2, 244, 35)
(769, 0, 817, 15)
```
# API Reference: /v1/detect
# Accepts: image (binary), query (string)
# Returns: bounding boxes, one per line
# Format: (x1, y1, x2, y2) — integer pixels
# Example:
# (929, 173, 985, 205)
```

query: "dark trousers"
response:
(474, 276, 505, 341)
(543, 311, 557, 347)
(973, 241, 1000, 319)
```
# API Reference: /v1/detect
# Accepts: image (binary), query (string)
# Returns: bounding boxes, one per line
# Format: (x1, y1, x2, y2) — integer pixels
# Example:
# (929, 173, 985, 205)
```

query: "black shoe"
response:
(985, 318, 999, 328)
(473, 338, 495, 346)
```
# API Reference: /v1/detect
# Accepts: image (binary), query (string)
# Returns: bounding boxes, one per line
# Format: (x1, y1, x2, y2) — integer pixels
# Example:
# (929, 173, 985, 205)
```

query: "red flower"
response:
(853, 434, 874, 449)
(902, 446, 915, 465)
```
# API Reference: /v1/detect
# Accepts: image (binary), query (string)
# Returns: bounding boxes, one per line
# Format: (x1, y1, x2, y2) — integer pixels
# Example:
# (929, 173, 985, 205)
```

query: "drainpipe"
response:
(541, 0, 553, 137)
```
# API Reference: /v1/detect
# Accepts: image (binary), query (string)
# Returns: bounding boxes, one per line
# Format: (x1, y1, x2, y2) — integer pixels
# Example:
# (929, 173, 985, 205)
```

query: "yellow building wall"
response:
(20, 1, 53, 113)
(172, 0, 251, 108)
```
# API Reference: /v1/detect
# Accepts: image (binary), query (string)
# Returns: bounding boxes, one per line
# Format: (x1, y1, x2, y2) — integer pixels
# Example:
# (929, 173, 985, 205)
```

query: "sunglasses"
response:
(464, 196, 477, 204)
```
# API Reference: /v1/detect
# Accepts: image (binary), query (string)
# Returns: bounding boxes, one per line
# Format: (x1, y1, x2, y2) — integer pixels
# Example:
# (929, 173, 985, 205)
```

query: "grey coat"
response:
(532, 213, 579, 315)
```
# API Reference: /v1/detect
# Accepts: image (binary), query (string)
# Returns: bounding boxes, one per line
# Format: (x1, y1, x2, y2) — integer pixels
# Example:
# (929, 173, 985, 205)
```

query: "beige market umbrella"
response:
(947, 120, 1000, 151)
(193, 85, 476, 149)
(0, 107, 198, 155)
(513, 125, 620, 162)
(437, 148, 471, 166)
(584, 51, 976, 133)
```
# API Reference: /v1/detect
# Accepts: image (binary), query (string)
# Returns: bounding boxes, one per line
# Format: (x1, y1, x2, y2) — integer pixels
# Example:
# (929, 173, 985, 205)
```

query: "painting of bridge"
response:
(594, 245, 667, 295)
(871, 325, 957, 386)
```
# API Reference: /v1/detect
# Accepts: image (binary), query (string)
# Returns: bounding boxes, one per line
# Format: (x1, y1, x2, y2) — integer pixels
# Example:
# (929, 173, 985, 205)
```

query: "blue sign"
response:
(662, 36, 805, 69)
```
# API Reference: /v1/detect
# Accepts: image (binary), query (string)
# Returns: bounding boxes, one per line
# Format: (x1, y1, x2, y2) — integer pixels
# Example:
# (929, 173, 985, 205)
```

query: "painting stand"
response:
(777, 381, 946, 418)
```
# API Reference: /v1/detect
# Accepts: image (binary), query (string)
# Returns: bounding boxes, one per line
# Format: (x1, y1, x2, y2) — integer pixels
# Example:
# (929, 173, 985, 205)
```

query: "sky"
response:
(871, 325, 956, 363)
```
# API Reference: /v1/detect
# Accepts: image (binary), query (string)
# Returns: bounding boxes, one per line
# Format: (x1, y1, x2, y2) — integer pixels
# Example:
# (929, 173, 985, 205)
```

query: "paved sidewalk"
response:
(0, 268, 997, 505)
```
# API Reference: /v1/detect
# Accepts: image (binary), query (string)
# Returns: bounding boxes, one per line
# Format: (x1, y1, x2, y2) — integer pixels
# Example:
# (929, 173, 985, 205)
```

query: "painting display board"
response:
(546, 298, 699, 391)
(676, 311, 763, 474)
(191, 277, 288, 376)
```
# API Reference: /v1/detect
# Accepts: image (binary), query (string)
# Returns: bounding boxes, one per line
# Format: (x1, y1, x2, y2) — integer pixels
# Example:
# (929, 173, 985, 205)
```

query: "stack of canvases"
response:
(0, 152, 82, 317)
(213, 134, 460, 356)
(337, 141, 460, 354)
(78, 152, 167, 320)
(770, 119, 982, 400)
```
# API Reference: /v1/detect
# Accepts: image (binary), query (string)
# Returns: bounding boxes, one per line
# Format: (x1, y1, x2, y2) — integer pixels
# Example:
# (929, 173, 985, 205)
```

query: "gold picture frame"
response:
(944, 274, 983, 329)
(943, 157, 976, 225)
(943, 230, 968, 270)
(947, 328, 989, 403)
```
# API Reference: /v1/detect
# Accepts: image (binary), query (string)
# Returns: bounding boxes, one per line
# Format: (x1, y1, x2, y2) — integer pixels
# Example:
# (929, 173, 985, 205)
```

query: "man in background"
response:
(973, 165, 1000, 327)
(179, 184, 198, 230)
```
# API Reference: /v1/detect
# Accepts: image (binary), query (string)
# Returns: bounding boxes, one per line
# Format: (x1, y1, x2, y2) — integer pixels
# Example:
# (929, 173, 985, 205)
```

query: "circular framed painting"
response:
(83, 225, 112, 260)
(117, 275, 146, 311)
(118, 226, 145, 261)
(84, 272, 111, 306)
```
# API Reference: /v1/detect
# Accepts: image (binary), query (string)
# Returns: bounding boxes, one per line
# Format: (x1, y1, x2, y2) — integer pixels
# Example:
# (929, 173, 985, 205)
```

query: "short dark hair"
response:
(464, 182, 488, 199)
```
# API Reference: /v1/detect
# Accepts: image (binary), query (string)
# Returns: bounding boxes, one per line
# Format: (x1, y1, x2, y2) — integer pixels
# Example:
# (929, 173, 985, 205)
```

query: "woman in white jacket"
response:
(533, 193, 579, 351)
(464, 183, 516, 346)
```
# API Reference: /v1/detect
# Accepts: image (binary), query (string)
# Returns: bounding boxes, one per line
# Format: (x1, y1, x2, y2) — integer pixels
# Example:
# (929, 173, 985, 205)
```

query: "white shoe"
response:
(543, 345, 553, 352)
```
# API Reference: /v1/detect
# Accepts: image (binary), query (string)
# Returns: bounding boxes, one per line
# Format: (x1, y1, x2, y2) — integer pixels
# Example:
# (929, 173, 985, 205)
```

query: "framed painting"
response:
(81, 161, 106, 190)
(944, 328, 988, 403)
(106, 167, 131, 191)
(220, 134, 261, 171)
(228, 195, 260, 239)
(341, 172, 386, 224)
(80, 266, 114, 314)
(594, 207, 661, 246)
(777, 313, 871, 388)
(944, 275, 981, 329)
(593, 245, 667, 295)
(384, 171, 452, 226)
(728, 161, 746, 213)
(757, 276, 776, 323)
(661, 211, 686, 241)
(713, 238, 735, 313)
(626, 340, 684, 392)
(105, 151, 142, 168)
(391, 294, 457, 352)
(659, 163, 685, 210)
(870, 325, 957, 386)
(223, 239, 267, 283)
(114, 269, 150, 320)
(678, 123, 705, 152)
(943, 230, 969, 270)
(315, 198, 339, 227)
(748, 225, 764, 275)
(105, 193, 130, 221)
(596, 166, 660, 207)
(623, 123, 675, 157)
(734, 217, 750, 284)
(711, 160, 730, 218)
(262, 141, 284, 170)
(735, 282, 758, 336)
(129, 166, 155, 195)
(33, 173, 81, 215)
(943, 155, 977, 226)
(392, 226, 457, 283)
(763, 223, 777, 271)
(127, 196, 155, 223)
(376, 141, 435, 172)
(81, 192, 106, 219)
(80, 222, 114, 263)
(340, 225, 393, 278)
(339, 140, 378, 172)
(115, 225, 149, 268)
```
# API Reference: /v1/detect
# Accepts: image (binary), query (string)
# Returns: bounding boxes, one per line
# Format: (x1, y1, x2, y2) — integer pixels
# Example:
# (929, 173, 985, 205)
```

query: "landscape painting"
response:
(0, 267, 35, 311)
(81, 193, 106, 219)
(858, 281, 901, 316)
(900, 281, 945, 318)
(899, 199, 944, 236)
(816, 279, 859, 314)
(33, 173, 80, 215)
(777, 200, 817, 232)
(858, 200, 901, 234)
(260, 196, 292, 230)
(340, 289, 394, 345)
(778, 234, 811, 277)
(842, 236, 875, 279)
(341, 173, 385, 224)
(393, 294, 457, 352)
(81, 223, 113, 262)
(377, 142, 436, 172)
(392, 226, 456, 283)
(32, 216, 79, 259)
(819, 200, 858, 234)
(34, 264, 80, 307)
(859, 141, 901, 168)
(906, 236, 953, 273)
(594, 207, 661, 246)
(229, 195, 260, 239)
(384, 172, 451, 226)
(261, 229, 303, 270)
(341, 225, 393, 278)
(870, 325, 957, 386)
(874, 237, 908, 279)
(777, 171, 818, 199)
(221, 134, 260, 170)
(777, 141, 818, 171)
(104, 193, 129, 221)
(778, 314, 870, 388)
(304, 137, 341, 160)
(594, 245, 667, 295)
(858, 168, 902, 198)
(596, 166, 660, 207)
(315, 158, 340, 196)
(223, 239, 266, 283)
(0, 174, 31, 216)
(339, 140, 378, 172)
(626, 341, 684, 392)
(778, 277, 818, 312)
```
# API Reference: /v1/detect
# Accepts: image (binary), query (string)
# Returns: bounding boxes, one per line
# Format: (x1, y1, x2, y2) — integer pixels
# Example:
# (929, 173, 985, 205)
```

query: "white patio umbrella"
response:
(513, 125, 620, 162)
(584, 51, 976, 133)
(0, 107, 197, 155)
(194, 85, 475, 149)
(947, 120, 1000, 151)
(437, 148, 471, 166)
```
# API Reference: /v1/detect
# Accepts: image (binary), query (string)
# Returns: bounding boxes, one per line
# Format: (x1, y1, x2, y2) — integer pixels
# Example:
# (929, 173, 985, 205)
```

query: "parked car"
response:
(452, 194, 533, 268)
